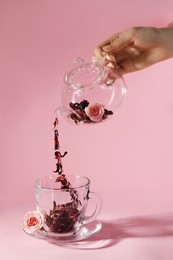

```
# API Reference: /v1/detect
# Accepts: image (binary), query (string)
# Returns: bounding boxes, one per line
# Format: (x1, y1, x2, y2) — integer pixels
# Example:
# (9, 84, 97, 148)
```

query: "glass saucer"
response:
(24, 219, 102, 243)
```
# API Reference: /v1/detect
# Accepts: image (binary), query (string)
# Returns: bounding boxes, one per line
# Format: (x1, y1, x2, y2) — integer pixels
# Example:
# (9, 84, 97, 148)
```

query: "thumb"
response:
(102, 28, 137, 53)
(167, 20, 173, 27)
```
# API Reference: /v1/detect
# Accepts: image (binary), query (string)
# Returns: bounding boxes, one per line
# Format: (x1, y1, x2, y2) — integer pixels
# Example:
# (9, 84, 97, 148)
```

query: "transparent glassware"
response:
(57, 57, 127, 125)
(35, 174, 102, 237)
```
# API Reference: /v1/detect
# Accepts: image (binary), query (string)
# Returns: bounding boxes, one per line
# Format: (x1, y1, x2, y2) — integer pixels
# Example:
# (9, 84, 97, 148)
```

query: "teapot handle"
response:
(100, 53, 120, 86)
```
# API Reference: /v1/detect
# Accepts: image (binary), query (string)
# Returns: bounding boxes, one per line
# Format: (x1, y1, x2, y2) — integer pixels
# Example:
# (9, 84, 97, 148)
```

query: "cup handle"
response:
(82, 191, 102, 224)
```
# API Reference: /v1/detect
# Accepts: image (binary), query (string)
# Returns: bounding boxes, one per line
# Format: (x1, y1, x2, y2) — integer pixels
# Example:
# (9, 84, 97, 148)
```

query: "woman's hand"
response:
(93, 24, 173, 75)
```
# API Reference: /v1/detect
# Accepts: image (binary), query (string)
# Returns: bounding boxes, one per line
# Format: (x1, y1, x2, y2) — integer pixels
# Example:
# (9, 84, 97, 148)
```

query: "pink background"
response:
(1, 0, 173, 259)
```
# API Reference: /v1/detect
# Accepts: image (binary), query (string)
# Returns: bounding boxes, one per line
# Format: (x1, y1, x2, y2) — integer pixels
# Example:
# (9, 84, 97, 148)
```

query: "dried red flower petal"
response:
(44, 118, 82, 233)
(69, 100, 113, 124)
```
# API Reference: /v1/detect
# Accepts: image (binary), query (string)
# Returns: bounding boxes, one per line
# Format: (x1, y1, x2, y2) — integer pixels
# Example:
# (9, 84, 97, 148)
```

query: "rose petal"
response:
(22, 211, 44, 234)
(85, 103, 105, 122)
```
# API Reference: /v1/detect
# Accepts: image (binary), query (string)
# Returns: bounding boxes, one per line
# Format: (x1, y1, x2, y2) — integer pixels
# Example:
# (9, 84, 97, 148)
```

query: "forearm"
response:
(160, 26, 173, 59)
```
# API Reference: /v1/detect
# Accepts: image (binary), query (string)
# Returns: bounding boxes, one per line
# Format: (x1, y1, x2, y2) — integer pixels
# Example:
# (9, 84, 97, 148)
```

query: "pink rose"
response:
(85, 103, 105, 122)
(22, 211, 44, 234)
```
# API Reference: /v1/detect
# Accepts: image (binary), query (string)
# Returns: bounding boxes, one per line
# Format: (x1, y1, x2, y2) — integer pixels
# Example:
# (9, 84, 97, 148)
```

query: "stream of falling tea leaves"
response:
(44, 118, 81, 233)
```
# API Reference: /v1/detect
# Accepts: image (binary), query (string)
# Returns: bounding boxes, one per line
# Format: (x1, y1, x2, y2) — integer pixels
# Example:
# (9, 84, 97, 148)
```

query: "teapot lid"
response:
(64, 57, 105, 90)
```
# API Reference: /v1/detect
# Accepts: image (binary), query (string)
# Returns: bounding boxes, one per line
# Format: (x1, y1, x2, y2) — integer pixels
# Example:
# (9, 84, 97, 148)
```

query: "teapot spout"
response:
(54, 107, 63, 119)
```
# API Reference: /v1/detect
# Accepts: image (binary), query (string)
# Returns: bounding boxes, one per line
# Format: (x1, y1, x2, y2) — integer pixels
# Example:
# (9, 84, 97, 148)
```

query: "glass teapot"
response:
(57, 57, 127, 125)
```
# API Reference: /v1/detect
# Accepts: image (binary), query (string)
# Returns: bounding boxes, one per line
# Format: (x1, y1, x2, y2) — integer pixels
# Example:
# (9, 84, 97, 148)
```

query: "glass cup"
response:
(35, 174, 102, 237)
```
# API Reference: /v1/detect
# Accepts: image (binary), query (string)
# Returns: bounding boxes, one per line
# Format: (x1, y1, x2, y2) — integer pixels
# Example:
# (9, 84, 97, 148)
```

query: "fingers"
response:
(94, 27, 137, 57)
(93, 28, 138, 67)
(103, 28, 137, 53)
(93, 27, 140, 75)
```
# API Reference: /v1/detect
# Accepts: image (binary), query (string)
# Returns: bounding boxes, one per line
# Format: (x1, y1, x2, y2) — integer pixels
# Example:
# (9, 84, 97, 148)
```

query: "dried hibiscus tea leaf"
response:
(69, 100, 113, 124)
(43, 118, 82, 233)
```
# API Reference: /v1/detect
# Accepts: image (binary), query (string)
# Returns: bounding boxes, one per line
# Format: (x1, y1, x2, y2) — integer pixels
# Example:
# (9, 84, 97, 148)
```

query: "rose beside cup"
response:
(35, 175, 102, 234)
(22, 211, 45, 234)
